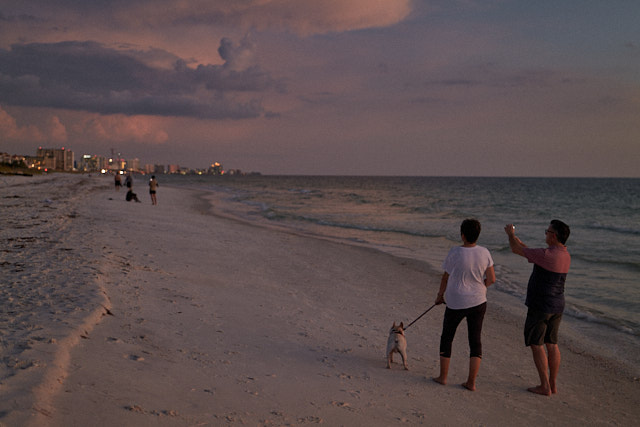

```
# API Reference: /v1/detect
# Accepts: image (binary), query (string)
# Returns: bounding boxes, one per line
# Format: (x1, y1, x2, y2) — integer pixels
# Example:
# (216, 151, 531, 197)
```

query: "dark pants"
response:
(439, 302, 487, 358)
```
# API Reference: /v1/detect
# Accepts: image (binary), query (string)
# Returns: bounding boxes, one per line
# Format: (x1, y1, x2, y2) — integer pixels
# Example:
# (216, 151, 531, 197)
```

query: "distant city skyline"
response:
(2, 145, 234, 175)
(1, 1, 639, 177)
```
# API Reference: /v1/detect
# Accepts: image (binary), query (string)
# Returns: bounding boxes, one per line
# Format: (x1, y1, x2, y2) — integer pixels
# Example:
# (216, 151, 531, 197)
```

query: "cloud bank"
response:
(0, 39, 277, 119)
(46, 0, 413, 36)
(0, 106, 45, 142)
(0, 0, 412, 120)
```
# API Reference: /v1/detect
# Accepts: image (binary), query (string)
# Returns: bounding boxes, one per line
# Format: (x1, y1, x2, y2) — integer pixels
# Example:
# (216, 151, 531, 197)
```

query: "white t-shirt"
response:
(442, 245, 494, 310)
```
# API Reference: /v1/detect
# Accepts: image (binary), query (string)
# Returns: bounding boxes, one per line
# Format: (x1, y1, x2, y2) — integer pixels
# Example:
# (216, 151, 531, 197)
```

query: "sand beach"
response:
(1, 174, 638, 426)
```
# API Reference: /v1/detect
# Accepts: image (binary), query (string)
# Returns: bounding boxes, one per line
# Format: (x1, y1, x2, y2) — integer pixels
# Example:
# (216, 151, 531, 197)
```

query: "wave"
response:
(260, 208, 447, 239)
(586, 222, 640, 236)
(287, 188, 324, 198)
(343, 192, 370, 204)
(570, 253, 640, 272)
(563, 304, 639, 337)
(493, 245, 516, 254)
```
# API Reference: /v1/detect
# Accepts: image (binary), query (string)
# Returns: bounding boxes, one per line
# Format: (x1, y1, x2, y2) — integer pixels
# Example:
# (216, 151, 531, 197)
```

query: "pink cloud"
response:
(0, 105, 45, 142)
(76, 114, 169, 144)
(238, 0, 413, 35)
(46, 116, 68, 143)
(119, 0, 413, 36)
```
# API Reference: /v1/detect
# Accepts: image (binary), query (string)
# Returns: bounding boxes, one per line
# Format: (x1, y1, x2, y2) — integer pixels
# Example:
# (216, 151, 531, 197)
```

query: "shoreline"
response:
(190, 183, 640, 381)
(1, 175, 638, 425)
(170, 175, 639, 343)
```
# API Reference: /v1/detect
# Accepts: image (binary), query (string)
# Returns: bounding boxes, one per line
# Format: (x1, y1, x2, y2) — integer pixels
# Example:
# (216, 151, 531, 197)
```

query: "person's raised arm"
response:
(504, 224, 527, 257)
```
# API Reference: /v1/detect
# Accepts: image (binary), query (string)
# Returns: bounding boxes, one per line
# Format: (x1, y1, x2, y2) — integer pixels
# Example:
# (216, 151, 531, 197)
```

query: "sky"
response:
(0, 0, 639, 176)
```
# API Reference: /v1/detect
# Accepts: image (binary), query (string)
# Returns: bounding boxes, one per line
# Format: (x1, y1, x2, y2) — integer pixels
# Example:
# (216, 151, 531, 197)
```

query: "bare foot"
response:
(550, 381, 558, 394)
(432, 377, 447, 386)
(527, 385, 551, 396)
(461, 382, 476, 391)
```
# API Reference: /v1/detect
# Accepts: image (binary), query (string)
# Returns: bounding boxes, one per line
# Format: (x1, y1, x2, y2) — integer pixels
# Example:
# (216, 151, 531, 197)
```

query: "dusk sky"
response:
(1, 1, 639, 176)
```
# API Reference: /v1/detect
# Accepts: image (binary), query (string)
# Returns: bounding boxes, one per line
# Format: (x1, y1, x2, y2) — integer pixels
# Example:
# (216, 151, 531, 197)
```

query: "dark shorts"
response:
(149, 190, 156, 194)
(524, 309, 562, 346)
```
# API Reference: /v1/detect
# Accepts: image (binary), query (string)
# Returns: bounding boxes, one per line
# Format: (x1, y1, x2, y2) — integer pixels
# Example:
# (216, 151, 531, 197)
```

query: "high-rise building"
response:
(127, 158, 140, 172)
(36, 147, 74, 171)
(79, 154, 108, 172)
(208, 162, 223, 175)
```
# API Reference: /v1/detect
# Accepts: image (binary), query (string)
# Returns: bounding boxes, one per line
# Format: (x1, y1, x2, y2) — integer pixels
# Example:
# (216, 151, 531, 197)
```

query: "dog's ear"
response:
(392, 321, 397, 328)
(399, 322, 404, 328)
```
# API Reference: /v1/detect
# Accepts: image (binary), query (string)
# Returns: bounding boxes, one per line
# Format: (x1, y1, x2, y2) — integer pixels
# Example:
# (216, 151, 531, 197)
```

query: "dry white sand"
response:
(1, 174, 638, 426)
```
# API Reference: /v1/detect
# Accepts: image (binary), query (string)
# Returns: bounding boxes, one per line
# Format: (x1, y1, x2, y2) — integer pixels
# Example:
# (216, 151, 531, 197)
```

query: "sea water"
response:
(163, 175, 639, 363)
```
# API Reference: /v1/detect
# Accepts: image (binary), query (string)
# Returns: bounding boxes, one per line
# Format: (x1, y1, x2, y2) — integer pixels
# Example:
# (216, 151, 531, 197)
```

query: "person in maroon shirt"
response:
(505, 220, 571, 396)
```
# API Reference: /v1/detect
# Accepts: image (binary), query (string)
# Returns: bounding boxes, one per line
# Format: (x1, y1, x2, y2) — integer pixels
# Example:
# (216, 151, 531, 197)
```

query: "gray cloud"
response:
(0, 11, 40, 23)
(0, 40, 279, 119)
(422, 65, 568, 91)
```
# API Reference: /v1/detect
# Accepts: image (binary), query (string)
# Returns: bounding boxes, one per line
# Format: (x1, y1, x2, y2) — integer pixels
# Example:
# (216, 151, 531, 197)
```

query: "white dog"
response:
(386, 322, 408, 370)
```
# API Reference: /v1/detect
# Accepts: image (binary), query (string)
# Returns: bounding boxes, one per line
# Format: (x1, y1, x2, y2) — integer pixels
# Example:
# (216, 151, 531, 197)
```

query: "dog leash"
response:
(403, 303, 439, 330)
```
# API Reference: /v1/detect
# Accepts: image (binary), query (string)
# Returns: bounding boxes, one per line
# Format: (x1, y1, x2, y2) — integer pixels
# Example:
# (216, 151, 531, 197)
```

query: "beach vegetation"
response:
(0, 162, 40, 176)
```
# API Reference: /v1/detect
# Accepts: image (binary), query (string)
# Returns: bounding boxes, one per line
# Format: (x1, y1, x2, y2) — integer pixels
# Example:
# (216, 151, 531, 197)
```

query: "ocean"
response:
(162, 175, 639, 359)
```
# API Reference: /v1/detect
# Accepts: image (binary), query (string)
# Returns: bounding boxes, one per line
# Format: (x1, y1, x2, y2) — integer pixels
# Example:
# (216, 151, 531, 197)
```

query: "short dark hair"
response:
(461, 218, 481, 244)
(550, 219, 570, 244)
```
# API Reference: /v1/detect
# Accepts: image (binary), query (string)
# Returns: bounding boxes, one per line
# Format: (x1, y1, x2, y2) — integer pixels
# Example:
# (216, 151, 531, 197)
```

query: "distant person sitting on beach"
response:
(504, 220, 571, 396)
(114, 173, 122, 190)
(434, 219, 495, 391)
(126, 188, 141, 203)
(149, 175, 158, 205)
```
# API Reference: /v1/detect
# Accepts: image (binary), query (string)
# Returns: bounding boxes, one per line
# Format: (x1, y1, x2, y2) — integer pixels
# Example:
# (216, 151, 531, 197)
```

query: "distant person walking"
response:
(114, 173, 122, 190)
(149, 175, 158, 205)
(433, 219, 495, 391)
(125, 173, 133, 189)
(504, 220, 571, 396)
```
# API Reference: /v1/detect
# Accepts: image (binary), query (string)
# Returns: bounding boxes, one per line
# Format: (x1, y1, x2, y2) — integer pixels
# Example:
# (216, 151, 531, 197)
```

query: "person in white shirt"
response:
(433, 218, 495, 391)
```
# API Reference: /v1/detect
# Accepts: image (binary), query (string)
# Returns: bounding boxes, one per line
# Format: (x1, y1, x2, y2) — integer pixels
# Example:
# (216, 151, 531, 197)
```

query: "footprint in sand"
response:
(330, 401, 352, 410)
(298, 416, 323, 423)
(126, 404, 145, 413)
